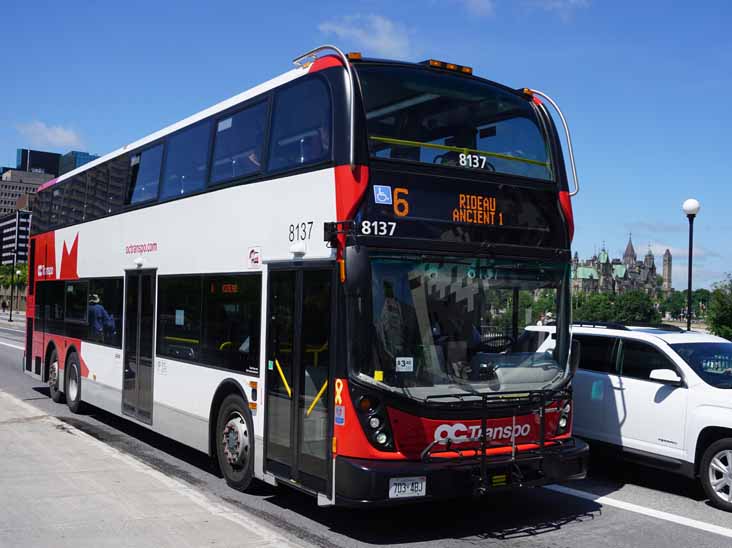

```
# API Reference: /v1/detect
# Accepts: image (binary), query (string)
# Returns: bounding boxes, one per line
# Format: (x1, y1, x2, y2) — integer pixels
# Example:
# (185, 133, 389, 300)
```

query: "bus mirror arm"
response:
(525, 89, 579, 197)
(294, 45, 356, 171)
(569, 338, 581, 377)
(324, 220, 355, 248)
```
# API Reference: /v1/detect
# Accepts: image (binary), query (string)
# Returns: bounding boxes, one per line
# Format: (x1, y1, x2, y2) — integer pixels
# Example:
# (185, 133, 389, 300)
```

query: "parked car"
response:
(530, 322, 732, 511)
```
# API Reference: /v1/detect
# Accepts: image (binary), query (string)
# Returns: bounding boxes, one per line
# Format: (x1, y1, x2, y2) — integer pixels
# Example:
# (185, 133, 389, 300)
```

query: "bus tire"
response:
(65, 351, 85, 414)
(48, 348, 64, 404)
(700, 438, 732, 512)
(215, 394, 254, 491)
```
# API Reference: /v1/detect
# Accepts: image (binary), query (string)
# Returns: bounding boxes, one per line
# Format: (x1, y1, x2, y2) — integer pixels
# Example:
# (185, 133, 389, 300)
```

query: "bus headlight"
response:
(557, 400, 571, 435)
(352, 387, 396, 451)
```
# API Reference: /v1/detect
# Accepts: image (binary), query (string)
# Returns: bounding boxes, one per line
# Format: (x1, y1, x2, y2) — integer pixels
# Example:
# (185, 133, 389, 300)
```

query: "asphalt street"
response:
(1, 319, 731, 548)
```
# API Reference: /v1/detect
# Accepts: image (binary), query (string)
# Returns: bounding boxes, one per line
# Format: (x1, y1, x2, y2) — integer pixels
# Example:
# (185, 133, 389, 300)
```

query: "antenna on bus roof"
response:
(293, 45, 356, 171)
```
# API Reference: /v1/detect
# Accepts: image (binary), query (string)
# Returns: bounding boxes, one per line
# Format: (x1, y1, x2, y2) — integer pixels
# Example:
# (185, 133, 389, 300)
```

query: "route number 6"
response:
(394, 187, 409, 217)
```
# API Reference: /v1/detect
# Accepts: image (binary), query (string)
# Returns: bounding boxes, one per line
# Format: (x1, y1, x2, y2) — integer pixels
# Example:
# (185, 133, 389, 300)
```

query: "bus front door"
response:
(265, 266, 334, 494)
(122, 269, 156, 424)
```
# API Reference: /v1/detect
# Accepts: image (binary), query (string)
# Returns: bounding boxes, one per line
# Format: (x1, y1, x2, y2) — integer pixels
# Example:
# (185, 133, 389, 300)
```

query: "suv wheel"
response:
(700, 438, 732, 511)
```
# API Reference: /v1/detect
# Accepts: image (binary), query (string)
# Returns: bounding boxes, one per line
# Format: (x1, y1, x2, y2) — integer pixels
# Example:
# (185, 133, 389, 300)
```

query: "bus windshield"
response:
(357, 65, 554, 181)
(355, 257, 569, 400)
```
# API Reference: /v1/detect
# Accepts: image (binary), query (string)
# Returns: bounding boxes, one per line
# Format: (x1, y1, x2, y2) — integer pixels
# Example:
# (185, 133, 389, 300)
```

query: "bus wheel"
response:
(216, 394, 254, 491)
(700, 438, 732, 512)
(48, 349, 64, 403)
(65, 351, 84, 414)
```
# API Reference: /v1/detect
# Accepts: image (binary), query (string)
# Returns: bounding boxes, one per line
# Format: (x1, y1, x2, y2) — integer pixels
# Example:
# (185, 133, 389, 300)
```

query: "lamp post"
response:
(683, 198, 701, 331)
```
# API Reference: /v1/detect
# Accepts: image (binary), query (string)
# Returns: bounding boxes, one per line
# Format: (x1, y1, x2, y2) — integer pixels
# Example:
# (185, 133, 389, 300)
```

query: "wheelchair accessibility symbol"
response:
(373, 185, 392, 205)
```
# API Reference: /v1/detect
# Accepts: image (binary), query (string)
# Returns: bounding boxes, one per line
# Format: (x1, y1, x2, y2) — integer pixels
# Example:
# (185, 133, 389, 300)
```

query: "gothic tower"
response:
(663, 249, 672, 292)
(623, 234, 637, 266)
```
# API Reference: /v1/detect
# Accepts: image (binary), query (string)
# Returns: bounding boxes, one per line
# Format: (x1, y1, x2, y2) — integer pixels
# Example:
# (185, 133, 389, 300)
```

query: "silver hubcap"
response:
(709, 450, 732, 502)
(68, 366, 79, 402)
(48, 360, 58, 390)
(222, 413, 249, 467)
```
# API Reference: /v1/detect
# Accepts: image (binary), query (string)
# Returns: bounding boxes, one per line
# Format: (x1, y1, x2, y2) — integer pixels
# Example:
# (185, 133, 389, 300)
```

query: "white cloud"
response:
(459, 0, 496, 16)
(649, 241, 720, 260)
(318, 15, 412, 59)
(16, 121, 83, 150)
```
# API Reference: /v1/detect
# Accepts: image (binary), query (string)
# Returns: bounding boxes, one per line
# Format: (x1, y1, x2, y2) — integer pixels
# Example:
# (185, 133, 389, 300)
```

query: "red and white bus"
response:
(25, 46, 587, 505)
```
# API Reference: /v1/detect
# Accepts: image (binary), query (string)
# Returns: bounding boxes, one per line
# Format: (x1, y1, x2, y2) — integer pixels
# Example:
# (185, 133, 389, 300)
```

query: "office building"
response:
(16, 149, 61, 177)
(0, 170, 53, 216)
(0, 210, 32, 265)
(59, 150, 100, 175)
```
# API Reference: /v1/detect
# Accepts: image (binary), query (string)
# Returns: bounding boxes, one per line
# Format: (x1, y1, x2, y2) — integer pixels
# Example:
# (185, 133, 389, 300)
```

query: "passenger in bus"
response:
(88, 294, 116, 343)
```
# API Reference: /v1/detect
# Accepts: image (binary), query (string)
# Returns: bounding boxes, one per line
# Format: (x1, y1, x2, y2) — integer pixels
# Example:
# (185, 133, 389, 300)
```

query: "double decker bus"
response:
(25, 45, 587, 505)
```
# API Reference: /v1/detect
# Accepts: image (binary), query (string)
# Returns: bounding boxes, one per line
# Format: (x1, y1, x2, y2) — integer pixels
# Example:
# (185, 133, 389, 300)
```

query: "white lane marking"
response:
(546, 484, 732, 540)
(0, 340, 24, 350)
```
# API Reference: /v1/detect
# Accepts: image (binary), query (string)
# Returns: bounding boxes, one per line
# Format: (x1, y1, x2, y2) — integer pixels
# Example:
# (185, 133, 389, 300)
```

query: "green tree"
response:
(574, 293, 615, 322)
(660, 290, 685, 319)
(707, 277, 732, 340)
(614, 290, 660, 323)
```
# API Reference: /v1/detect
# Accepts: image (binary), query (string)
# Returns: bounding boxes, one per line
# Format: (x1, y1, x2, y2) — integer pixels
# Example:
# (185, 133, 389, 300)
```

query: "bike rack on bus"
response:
(421, 387, 573, 494)
(293, 45, 356, 171)
(524, 89, 580, 197)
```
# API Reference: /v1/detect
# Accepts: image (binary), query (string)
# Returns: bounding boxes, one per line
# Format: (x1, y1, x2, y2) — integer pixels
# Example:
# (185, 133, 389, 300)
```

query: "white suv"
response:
(532, 323, 732, 511)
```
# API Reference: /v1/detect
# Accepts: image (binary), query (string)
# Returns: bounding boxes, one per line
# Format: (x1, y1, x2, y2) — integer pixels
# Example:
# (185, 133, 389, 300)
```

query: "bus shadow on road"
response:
(260, 486, 601, 543)
(32, 386, 601, 543)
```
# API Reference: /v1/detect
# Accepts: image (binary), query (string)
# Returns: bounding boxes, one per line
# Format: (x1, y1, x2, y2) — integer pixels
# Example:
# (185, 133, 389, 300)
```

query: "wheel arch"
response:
(208, 379, 249, 458)
(694, 426, 732, 476)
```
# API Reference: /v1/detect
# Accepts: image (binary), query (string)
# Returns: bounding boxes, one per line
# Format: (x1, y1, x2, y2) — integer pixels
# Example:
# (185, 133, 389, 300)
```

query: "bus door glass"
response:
(123, 269, 156, 424)
(265, 266, 333, 493)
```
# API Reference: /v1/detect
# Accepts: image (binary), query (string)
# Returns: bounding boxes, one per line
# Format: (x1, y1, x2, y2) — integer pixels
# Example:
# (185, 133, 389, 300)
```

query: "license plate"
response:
(388, 476, 426, 499)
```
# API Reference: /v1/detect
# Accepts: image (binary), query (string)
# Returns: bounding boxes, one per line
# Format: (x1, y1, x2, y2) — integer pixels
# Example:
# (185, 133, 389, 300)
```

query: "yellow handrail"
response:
(274, 358, 292, 398)
(306, 380, 328, 417)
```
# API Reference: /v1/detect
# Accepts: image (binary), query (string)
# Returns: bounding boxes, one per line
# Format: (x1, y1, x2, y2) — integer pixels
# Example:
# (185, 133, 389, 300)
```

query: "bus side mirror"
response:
(570, 339, 581, 377)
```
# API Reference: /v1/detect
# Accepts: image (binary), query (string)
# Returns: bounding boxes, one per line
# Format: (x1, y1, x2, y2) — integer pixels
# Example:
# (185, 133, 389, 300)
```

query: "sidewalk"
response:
(0, 390, 309, 548)
(0, 311, 25, 327)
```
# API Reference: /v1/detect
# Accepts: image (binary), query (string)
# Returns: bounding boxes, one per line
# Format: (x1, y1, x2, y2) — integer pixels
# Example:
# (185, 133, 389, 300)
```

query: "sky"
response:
(1, 0, 730, 289)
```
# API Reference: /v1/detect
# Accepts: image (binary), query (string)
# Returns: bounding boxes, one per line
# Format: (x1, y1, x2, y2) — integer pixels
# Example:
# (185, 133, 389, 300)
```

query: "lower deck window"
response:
(157, 273, 261, 374)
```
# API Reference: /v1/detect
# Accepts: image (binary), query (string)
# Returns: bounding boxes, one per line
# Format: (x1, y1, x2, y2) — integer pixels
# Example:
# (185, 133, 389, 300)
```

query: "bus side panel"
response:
(80, 343, 124, 415)
(151, 357, 256, 454)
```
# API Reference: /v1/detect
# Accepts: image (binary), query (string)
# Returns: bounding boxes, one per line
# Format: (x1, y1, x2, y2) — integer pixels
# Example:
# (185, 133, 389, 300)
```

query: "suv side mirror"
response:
(649, 369, 683, 386)
(570, 338, 581, 377)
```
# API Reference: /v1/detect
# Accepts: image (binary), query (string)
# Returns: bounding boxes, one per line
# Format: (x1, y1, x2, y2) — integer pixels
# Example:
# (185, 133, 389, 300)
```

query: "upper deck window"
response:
(160, 121, 212, 200)
(268, 77, 331, 172)
(357, 65, 553, 181)
(127, 144, 163, 205)
(211, 101, 268, 185)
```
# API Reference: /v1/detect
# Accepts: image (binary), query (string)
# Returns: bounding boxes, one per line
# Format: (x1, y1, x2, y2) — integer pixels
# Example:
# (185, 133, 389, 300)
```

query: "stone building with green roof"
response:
(571, 236, 669, 296)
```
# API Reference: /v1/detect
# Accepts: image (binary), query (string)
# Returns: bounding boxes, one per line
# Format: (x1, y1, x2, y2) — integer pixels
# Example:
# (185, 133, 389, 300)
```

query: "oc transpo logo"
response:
(433, 423, 531, 444)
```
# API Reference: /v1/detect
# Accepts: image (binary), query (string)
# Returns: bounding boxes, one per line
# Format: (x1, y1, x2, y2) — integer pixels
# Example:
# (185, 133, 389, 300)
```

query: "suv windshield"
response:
(353, 257, 569, 400)
(357, 64, 553, 181)
(670, 342, 732, 388)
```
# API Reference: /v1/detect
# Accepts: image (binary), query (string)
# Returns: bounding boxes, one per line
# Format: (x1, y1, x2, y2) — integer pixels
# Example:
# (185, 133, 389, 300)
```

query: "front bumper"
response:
(334, 438, 589, 506)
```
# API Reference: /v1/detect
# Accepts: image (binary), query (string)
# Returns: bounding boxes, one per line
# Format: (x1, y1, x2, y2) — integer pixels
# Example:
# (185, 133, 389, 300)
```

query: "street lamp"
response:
(683, 198, 701, 331)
